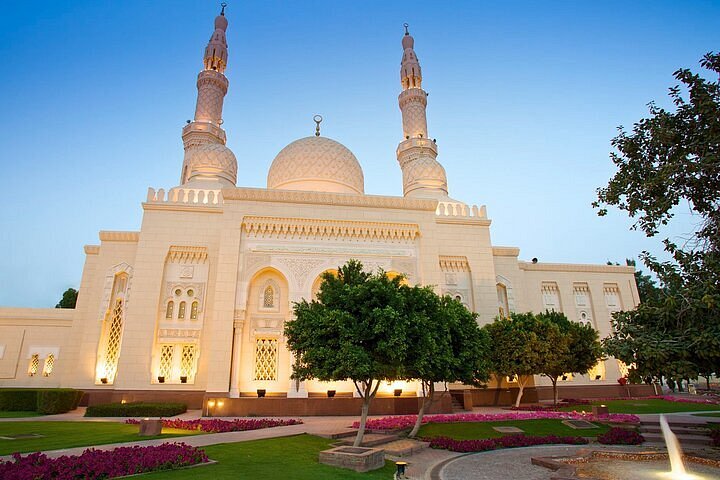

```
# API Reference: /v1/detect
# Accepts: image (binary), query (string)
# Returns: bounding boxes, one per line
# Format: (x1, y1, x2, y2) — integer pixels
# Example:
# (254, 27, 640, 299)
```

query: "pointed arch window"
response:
(96, 271, 130, 384)
(178, 301, 186, 319)
(166, 301, 174, 319)
(263, 285, 275, 309)
(190, 301, 199, 320)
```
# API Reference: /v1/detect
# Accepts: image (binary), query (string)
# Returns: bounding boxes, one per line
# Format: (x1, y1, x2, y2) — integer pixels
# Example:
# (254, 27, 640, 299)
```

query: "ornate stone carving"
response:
(276, 258, 326, 289)
(180, 266, 195, 278)
(244, 253, 272, 276)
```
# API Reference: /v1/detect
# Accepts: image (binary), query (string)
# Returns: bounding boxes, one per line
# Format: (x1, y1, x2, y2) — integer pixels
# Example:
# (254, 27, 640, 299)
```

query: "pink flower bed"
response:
(651, 395, 720, 405)
(125, 417, 302, 433)
(0, 442, 208, 480)
(425, 434, 588, 452)
(597, 427, 645, 445)
(353, 411, 639, 430)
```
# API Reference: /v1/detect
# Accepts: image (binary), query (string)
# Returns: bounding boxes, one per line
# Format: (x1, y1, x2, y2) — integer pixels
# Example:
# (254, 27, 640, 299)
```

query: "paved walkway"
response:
(435, 444, 654, 480)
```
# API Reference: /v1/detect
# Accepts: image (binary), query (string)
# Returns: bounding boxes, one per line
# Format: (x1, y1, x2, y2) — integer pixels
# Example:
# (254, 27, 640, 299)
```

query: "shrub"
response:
(125, 417, 303, 432)
(85, 402, 187, 417)
(36, 389, 84, 414)
(0, 442, 208, 479)
(0, 388, 83, 414)
(0, 389, 38, 411)
(425, 434, 588, 452)
(597, 427, 645, 445)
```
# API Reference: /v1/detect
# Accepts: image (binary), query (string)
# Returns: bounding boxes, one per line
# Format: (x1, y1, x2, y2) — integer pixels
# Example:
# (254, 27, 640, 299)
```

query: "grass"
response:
(0, 411, 42, 418)
(416, 419, 610, 440)
(141, 435, 396, 480)
(691, 412, 720, 418)
(0, 421, 202, 455)
(557, 399, 720, 414)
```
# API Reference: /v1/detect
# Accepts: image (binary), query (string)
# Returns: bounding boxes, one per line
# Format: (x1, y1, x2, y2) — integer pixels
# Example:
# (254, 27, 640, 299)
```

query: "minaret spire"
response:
(179, 5, 237, 187)
(396, 26, 448, 198)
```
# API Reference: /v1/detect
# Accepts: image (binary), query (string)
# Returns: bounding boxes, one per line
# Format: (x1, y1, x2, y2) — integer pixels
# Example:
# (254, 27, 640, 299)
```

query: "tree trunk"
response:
(409, 382, 434, 438)
(493, 376, 503, 406)
(353, 379, 380, 447)
(353, 398, 370, 447)
(707, 376, 711, 391)
(551, 377, 559, 405)
(514, 376, 528, 408)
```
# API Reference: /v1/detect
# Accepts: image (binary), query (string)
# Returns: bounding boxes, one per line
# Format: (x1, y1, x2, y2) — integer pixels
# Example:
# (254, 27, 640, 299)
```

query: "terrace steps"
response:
(639, 419, 714, 447)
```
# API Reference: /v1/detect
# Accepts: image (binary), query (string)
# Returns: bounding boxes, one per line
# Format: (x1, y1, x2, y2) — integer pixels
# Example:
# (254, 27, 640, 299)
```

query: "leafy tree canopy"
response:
(403, 288, 491, 436)
(597, 53, 720, 385)
(56, 288, 78, 309)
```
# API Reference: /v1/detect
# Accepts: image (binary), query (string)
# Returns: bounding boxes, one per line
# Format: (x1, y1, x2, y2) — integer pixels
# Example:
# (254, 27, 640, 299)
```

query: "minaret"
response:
(396, 25, 448, 198)
(180, 4, 237, 187)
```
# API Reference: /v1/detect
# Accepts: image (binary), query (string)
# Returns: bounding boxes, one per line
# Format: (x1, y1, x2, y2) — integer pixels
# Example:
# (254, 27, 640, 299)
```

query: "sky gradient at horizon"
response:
(0, 1, 718, 307)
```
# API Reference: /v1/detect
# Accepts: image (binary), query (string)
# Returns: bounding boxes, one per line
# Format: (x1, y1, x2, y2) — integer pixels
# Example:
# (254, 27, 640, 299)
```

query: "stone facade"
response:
(0, 10, 639, 407)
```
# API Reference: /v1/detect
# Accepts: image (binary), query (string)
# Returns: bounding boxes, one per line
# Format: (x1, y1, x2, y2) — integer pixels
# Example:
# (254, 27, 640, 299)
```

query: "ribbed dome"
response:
(267, 136, 364, 194)
(184, 143, 237, 186)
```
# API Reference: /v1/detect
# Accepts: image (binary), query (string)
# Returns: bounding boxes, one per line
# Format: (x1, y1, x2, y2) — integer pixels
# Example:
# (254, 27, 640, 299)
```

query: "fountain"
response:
(658, 414, 693, 479)
(531, 414, 720, 479)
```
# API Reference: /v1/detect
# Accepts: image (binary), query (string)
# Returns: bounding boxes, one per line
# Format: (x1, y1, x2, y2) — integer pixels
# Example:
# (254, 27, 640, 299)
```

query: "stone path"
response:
(435, 444, 656, 480)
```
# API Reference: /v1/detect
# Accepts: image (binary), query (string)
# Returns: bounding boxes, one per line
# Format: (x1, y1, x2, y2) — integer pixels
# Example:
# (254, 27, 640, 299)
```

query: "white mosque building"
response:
(0, 8, 646, 413)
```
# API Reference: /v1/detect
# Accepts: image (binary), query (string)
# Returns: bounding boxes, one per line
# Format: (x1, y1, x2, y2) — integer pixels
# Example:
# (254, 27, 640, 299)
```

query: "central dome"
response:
(267, 136, 364, 195)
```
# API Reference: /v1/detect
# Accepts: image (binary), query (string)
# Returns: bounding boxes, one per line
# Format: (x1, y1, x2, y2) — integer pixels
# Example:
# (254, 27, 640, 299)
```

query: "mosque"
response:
(0, 8, 647, 412)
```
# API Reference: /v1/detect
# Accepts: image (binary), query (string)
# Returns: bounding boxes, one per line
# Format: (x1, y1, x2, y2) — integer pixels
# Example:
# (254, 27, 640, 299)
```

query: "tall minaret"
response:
(180, 4, 237, 188)
(396, 25, 448, 198)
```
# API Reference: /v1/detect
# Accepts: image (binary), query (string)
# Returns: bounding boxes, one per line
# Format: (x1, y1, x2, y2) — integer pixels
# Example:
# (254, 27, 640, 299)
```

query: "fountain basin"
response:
(532, 450, 720, 480)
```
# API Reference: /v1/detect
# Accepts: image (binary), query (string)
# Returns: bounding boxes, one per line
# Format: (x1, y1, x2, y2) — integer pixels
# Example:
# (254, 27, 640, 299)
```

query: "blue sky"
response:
(1, 1, 718, 307)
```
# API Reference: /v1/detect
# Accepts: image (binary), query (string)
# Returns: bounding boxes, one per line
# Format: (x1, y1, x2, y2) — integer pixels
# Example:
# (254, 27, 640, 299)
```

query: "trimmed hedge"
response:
(37, 389, 84, 414)
(0, 389, 82, 414)
(85, 402, 187, 417)
(0, 389, 38, 411)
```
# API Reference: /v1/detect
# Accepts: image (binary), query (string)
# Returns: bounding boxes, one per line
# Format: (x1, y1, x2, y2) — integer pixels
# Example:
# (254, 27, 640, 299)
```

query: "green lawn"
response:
(142, 435, 396, 480)
(0, 421, 202, 455)
(558, 399, 720, 414)
(0, 411, 42, 418)
(417, 419, 610, 440)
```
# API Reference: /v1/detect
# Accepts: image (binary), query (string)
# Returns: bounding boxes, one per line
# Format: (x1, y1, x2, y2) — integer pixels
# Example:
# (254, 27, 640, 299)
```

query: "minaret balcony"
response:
(182, 121, 226, 142)
(396, 137, 438, 156)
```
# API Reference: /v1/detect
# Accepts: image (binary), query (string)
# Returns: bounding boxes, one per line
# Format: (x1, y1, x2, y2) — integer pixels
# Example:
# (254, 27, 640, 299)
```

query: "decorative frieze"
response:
(157, 328, 201, 341)
(439, 255, 470, 272)
(167, 246, 208, 264)
(242, 216, 420, 243)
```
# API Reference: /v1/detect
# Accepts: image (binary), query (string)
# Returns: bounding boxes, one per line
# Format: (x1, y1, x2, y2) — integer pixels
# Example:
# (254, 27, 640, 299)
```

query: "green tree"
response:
(625, 259, 663, 304)
(285, 260, 410, 447)
(56, 288, 78, 309)
(483, 313, 555, 407)
(535, 311, 604, 404)
(404, 290, 491, 438)
(595, 52, 720, 385)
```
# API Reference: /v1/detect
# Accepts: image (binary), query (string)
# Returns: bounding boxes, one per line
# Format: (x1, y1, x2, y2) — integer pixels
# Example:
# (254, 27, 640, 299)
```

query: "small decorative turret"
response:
(396, 25, 448, 198)
(180, 3, 237, 188)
